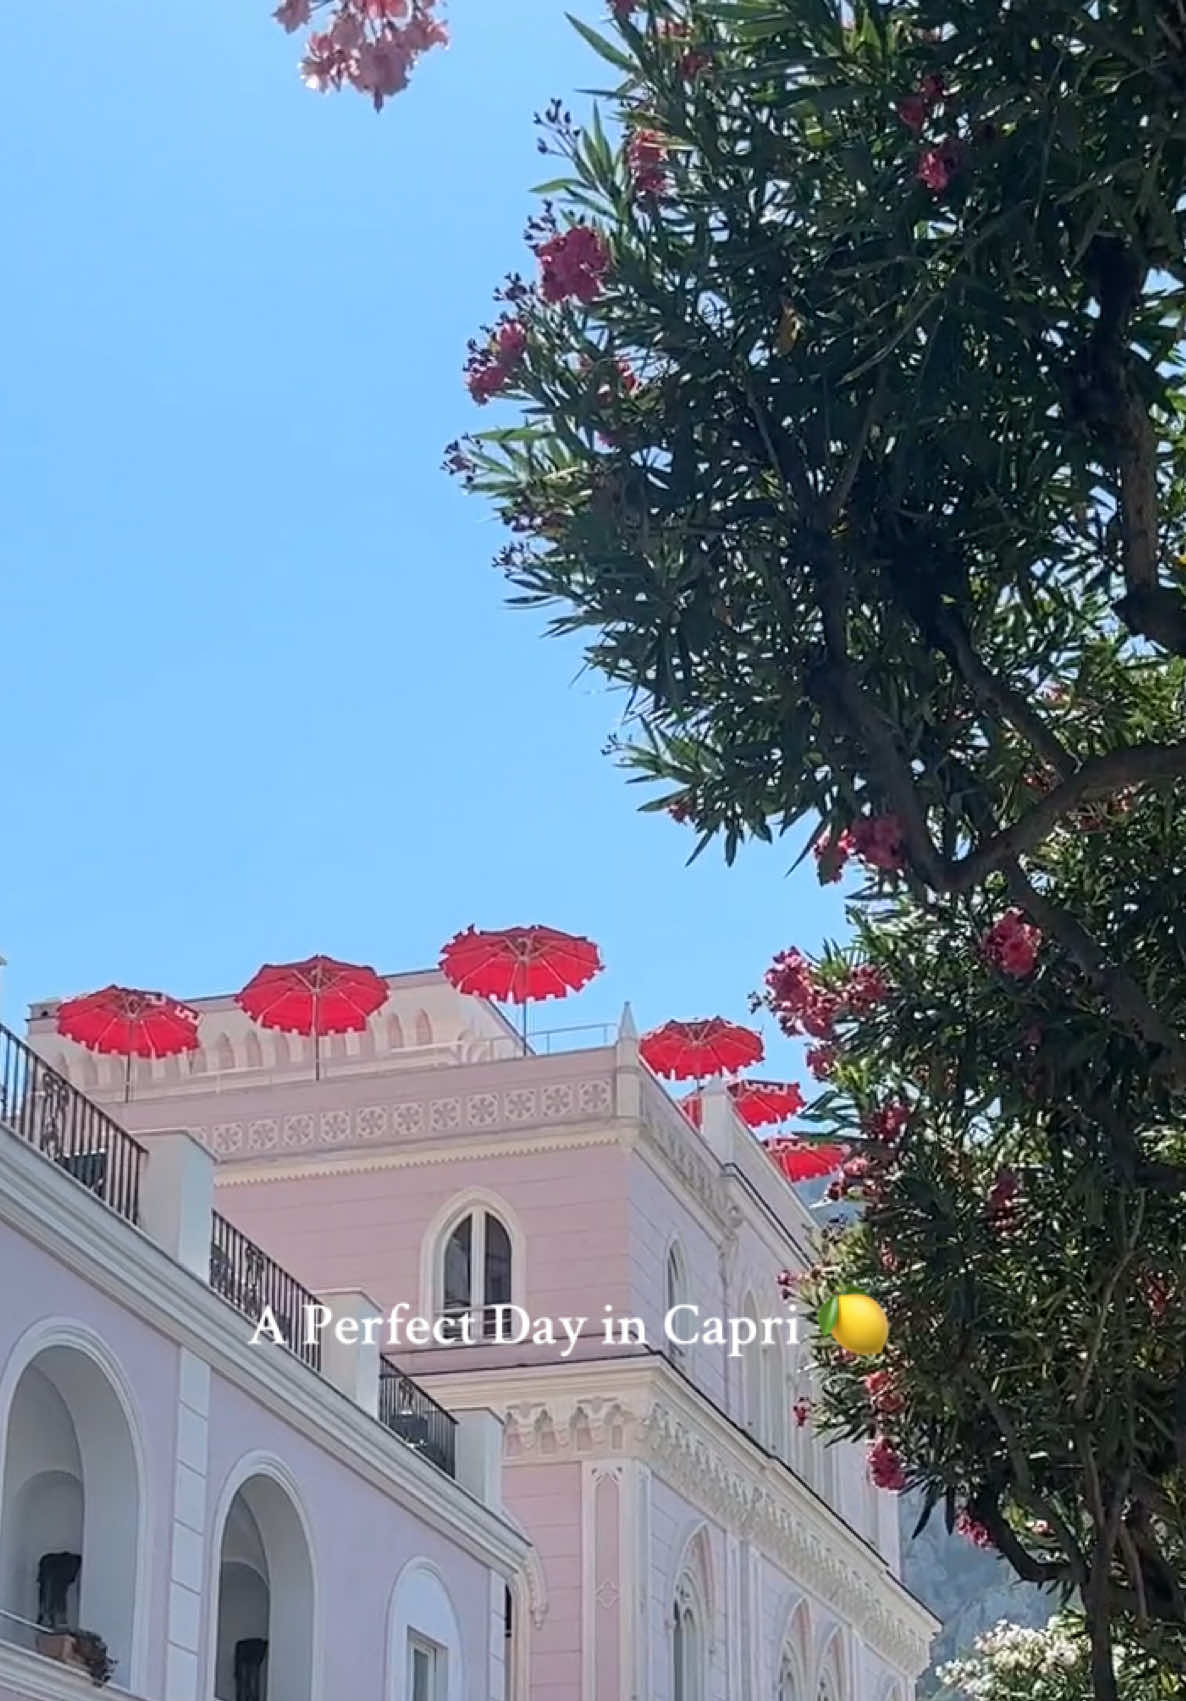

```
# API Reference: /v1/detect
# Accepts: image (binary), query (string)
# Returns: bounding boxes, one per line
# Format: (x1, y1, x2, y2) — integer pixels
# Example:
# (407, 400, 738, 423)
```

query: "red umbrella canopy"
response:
(682, 1078, 806, 1130)
(235, 956, 390, 1036)
(438, 925, 603, 1007)
(764, 1137, 848, 1183)
(640, 1017, 764, 1082)
(56, 985, 201, 1059)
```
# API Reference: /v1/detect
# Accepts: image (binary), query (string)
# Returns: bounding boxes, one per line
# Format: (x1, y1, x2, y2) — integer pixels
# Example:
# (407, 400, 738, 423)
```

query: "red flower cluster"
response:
(465, 320, 528, 404)
(659, 19, 711, 78)
(791, 1396, 812, 1428)
(1139, 1272, 1172, 1322)
(867, 1436, 906, 1490)
(986, 1166, 1020, 1226)
(812, 816, 905, 883)
(918, 138, 961, 192)
(896, 71, 946, 131)
(283, 0, 448, 111)
(764, 950, 890, 1042)
(982, 910, 1042, 978)
(627, 129, 669, 196)
(851, 814, 906, 871)
(806, 1045, 836, 1081)
(812, 830, 854, 884)
(862, 1099, 909, 1145)
(536, 225, 612, 305)
(864, 1369, 904, 1416)
(955, 1510, 994, 1549)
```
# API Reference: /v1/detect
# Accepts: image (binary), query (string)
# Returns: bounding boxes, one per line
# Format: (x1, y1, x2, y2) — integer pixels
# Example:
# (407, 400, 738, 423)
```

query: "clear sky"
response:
(1, 0, 848, 1076)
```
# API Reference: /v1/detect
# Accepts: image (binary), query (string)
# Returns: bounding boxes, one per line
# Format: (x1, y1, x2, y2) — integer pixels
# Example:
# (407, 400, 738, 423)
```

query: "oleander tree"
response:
(267, 2, 1186, 1694)
(936, 1615, 1173, 1701)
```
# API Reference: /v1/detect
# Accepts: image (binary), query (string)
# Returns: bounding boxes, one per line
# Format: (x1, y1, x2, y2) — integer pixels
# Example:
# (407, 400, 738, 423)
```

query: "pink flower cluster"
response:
(867, 1436, 906, 1491)
(981, 910, 1042, 978)
(861, 1099, 909, 1146)
(627, 129, 669, 196)
(465, 320, 528, 405)
(791, 1396, 812, 1428)
(806, 1044, 836, 1081)
(812, 815, 906, 883)
(278, 0, 448, 111)
(536, 225, 612, 305)
(764, 949, 891, 1043)
(864, 1369, 904, 1417)
(986, 1167, 1020, 1226)
(955, 1510, 994, 1549)
(896, 72, 946, 132)
(918, 138, 961, 192)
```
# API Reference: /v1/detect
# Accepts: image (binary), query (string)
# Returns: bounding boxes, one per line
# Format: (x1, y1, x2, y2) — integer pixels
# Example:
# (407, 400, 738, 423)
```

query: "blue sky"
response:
(1, 0, 848, 1072)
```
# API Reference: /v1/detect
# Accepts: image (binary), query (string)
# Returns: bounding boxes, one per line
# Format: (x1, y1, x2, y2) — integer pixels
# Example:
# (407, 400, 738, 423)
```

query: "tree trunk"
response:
(1086, 1592, 1120, 1701)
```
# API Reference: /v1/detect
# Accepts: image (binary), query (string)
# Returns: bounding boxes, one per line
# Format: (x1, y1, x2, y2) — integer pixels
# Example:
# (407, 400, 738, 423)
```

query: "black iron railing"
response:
(0, 1021, 145, 1225)
(209, 1212, 322, 1372)
(378, 1358, 457, 1477)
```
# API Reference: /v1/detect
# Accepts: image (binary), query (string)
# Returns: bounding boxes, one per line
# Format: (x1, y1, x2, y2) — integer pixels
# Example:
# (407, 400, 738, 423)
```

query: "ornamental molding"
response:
(430, 1360, 936, 1680)
(207, 1125, 623, 1187)
(181, 1075, 617, 1168)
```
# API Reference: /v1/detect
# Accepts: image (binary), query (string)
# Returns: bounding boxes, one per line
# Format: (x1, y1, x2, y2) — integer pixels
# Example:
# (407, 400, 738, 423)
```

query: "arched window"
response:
(665, 1243, 688, 1367)
(212, 1471, 313, 1701)
(779, 1654, 800, 1701)
(671, 1586, 702, 1701)
(763, 1329, 787, 1459)
(0, 1343, 142, 1680)
(214, 1033, 235, 1073)
(244, 1030, 263, 1070)
(441, 1209, 512, 1340)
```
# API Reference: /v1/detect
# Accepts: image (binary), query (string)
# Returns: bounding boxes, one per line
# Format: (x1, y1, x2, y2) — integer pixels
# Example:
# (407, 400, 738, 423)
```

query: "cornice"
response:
(0, 1127, 528, 1579)
(415, 1358, 937, 1680)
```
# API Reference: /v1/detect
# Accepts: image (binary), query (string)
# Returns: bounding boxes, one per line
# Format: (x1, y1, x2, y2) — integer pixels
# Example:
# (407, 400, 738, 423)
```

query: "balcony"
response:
(0, 1018, 456, 1482)
(0, 1020, 145, 1225)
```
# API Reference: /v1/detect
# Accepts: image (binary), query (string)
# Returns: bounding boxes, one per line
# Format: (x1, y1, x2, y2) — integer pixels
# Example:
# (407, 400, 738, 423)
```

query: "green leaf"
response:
(565, 14, 636, 76)
(818, 1294, 840, 1335)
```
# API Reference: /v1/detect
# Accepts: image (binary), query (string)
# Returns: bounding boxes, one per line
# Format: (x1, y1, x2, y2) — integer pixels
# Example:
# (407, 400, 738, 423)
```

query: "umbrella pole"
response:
(521, 1001, 528, 1057)
(124, 1053, 132, 1104)
(313, 991, 321, 1082)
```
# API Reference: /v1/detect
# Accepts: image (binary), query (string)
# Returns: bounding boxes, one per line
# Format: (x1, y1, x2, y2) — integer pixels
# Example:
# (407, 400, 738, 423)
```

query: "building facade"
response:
(28, 970, 938, 1700)
(0, 1021, 527, 1701)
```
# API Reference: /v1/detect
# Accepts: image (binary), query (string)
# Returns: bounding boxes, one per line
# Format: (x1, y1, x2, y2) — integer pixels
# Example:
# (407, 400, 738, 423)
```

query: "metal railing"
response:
(0, 1021, 145, 1225)
(378, 1357, 457, 1477)
(209, 1212, 323, 1373)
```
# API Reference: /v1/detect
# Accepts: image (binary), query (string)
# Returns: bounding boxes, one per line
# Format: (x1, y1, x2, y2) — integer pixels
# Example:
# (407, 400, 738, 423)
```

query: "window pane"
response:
(444, 1216, 472, 1311)
(673, 1607, 685, 1701)
(484, 1213, 512, 1307)
(666, 1249, 680, 1311)
(411, 1644, 434, 1701)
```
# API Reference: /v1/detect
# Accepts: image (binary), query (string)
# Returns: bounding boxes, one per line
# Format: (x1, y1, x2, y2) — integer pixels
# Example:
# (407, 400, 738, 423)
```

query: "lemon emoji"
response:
(818, 1291, 889, 1356)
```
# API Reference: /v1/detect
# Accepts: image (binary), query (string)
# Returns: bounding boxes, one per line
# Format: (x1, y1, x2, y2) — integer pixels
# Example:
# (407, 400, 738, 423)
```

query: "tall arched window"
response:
(779, 1654, 800, 1701)
(441, 1209, 512, 1340)
(741, 1291, 762, 1439)
(665, 1243, 688, 1367)
(212, 1472, 313, 1701)
(672, 1593, 701, 1701)
(0, 1343, 142, 1680)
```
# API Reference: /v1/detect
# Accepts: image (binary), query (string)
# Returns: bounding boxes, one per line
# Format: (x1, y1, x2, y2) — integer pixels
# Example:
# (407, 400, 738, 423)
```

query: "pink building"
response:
(25, 970, 937, 1700)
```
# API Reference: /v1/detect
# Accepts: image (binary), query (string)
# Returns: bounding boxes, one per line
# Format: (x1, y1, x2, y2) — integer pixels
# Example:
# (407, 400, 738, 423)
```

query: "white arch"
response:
(418, 1187, 527, 1321)
(205, 1452, 321, 1701)
(0, 1318, 150, 1692)
(775, 1595, 812, 1699)
(385, 1558, 463, 1701)
(814, 1622, 849, 1700)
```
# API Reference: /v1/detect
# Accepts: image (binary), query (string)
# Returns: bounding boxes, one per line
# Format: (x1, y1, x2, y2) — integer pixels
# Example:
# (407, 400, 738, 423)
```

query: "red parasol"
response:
(682, 1078, 806, 1130)
(764, 1136, 847, 1183)
(439, 924, 603, 1051)
(235, 955, 389, 1081)
(56, 985, 201, 1101)
(639, 1017, 764, 1082)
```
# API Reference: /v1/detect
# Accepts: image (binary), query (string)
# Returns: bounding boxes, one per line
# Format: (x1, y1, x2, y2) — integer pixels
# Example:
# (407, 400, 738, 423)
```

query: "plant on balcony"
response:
(71, 1631, 114, 1688)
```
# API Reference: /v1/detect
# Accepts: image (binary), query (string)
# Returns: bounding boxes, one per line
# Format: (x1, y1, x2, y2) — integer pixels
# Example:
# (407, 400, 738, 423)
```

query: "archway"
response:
(0, 1341, 142, 1681)
(212, 1468, 315, 1701)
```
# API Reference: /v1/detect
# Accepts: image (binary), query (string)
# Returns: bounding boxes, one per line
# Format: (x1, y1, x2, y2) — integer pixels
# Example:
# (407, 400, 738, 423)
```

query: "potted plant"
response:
(72, 1630, 114, 1687)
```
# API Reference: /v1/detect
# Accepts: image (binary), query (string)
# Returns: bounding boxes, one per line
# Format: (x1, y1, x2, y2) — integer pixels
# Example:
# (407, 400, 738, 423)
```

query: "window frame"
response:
(439, 1207, 514, 1340)
(408, 1630, 444, 1701)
